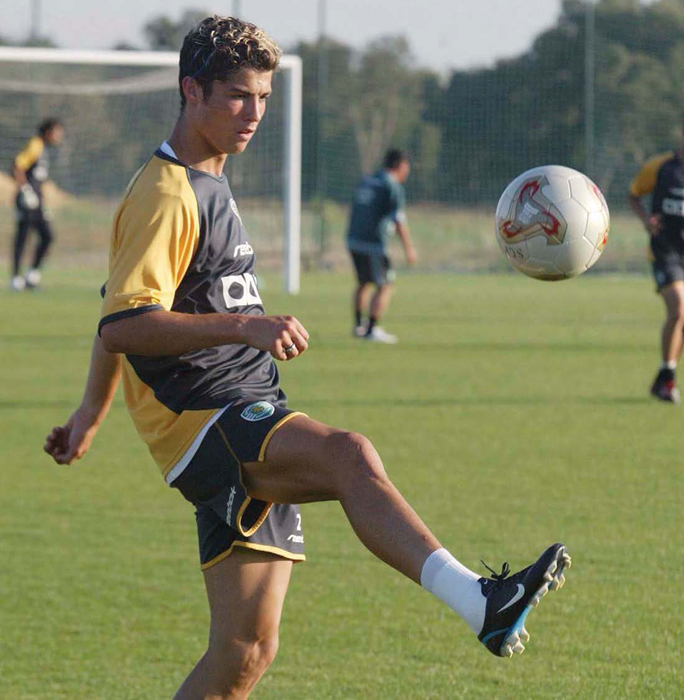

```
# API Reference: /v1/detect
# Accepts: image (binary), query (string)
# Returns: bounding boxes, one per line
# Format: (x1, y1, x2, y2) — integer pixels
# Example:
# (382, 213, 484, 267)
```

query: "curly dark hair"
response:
(178, 15, 281, 108)
(38, 117, 62, 137)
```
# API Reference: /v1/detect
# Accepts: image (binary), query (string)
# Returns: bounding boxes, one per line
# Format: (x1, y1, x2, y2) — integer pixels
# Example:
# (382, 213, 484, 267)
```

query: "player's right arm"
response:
(44, 335, 122, 465)
(395, 219, 417, 266)
(100, 310, 309, 362)
(100, 187, 308, 362)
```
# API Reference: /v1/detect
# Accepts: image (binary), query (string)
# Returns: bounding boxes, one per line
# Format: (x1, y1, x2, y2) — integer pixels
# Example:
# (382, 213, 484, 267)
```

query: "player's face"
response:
(395, 160, 411, 183)
(195, 68, 273, 155)
(45, 125, 64, 146)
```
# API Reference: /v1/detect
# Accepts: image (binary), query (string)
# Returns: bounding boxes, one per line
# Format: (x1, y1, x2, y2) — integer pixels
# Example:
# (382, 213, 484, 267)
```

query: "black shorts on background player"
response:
(651, 234, 684, 291)
(351, 251, 394, 286)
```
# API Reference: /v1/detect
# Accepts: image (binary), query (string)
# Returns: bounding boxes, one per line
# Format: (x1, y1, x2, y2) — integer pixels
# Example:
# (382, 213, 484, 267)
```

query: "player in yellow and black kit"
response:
(44, 16, 570, 696)
(629, 147, 684, 403)
(11, 118, 63, 291)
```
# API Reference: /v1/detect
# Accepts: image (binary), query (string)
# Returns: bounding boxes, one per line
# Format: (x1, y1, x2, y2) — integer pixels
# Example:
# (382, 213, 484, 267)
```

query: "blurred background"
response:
(0, 0, 681, 275)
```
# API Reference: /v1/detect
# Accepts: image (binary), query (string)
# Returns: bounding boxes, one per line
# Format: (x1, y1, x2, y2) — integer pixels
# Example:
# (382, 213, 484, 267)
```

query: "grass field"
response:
(0, 195, 655, 275)
(1, 269, 682, 699)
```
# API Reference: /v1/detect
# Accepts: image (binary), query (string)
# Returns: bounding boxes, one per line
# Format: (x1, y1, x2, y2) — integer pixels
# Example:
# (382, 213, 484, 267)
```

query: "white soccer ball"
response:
(494, 165, 610, 280)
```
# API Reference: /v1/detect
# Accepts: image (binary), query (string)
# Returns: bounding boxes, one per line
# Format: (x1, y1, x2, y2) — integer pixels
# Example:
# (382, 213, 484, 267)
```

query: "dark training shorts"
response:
(350, 250, 395, 286)
(651, 235, 684, 292)
(171, 399, 306, 570)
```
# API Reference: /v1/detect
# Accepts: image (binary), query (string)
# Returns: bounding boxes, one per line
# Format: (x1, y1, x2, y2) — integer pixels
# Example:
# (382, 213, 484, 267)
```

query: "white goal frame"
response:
(0, 46, 302, 294)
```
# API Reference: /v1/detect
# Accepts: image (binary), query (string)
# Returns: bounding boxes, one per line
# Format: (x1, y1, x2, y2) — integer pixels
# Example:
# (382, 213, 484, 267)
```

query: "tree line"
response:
(4, 0, 684, 206)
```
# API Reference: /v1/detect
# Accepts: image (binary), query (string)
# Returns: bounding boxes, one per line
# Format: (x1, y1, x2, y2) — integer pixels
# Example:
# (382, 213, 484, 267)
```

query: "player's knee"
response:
(668, 300, 684, 323)
(327, 430, 388, 485)
(212, 633, 279, 696)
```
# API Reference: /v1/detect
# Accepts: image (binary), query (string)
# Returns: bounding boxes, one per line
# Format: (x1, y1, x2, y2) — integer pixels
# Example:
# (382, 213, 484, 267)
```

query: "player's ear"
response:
(181, 77, 203, 105)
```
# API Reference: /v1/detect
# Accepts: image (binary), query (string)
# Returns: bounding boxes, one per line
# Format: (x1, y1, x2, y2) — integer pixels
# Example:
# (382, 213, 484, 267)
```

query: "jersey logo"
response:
(240, 401, 275, 422)
(229, 198, 243, 223)
(221, 272, 262, 309)
(662, 197, 684, 217)
(233, 242, 254, 257)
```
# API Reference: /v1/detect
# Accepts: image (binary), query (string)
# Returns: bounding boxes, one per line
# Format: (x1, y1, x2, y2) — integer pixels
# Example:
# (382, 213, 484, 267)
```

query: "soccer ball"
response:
(494, 165, 609, 281)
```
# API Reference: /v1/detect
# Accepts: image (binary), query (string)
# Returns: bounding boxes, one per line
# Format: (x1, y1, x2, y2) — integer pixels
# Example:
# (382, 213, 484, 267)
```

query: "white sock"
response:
(420, 548, 486, 634)
(661, 361, 677, 371)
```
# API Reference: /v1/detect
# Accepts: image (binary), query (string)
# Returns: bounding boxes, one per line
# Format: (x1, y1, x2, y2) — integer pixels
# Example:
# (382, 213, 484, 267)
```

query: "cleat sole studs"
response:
(512, 640, 525, 654)
(520, 627, 530, 642)
(550, 572, 566, 591)
(502, 644, 513, 658)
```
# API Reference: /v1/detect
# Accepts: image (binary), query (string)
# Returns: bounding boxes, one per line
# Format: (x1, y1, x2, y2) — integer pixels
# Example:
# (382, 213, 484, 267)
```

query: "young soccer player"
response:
(629, 142, 684, 403)
(347, 149, 417, 343)
(44, 17, 570, 698)
(11, 117, 63, 291)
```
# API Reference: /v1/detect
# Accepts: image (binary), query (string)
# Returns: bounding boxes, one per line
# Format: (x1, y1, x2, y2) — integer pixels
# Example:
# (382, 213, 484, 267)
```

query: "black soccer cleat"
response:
(650, 369, 680, 404)
(477, 543, 571, 658)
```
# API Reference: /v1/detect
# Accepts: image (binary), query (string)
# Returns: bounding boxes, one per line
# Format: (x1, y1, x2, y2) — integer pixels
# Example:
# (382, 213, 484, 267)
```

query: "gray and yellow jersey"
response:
(99, 147, 283, 476)
(14, 136, 50, 209)
(630, 150, 684, 248)
(347, 169, 406, 254)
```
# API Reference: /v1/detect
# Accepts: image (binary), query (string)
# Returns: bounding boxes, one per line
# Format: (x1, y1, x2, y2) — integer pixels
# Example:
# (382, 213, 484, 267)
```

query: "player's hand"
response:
(647, 214, 662, 236)
(406, 246, 418, 266)
(44, 408, 100, 465)
(242, 315, 309, 361)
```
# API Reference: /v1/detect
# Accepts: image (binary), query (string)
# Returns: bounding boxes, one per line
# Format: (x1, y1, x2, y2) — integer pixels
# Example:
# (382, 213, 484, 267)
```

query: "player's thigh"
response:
(661, 279, 684, 317)
(204, 547, 293, 651)
(242, 414, 381, 503)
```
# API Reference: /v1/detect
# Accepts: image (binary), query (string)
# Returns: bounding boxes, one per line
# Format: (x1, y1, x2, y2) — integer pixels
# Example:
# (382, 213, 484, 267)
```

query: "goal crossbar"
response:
(0, 47, 302, 294)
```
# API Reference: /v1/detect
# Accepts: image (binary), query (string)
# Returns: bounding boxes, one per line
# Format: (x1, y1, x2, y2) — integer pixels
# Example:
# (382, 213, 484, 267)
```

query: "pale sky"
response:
(1, 0, 562, 73)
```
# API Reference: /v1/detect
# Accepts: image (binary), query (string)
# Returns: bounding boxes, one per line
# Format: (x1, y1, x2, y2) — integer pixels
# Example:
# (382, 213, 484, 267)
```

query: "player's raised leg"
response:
(243, 414, 570, 656)
(174, 548, 292, 700)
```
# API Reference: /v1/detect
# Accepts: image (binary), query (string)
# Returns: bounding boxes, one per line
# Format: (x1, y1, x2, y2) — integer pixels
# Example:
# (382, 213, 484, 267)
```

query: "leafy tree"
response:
(144, 9, 209, 51)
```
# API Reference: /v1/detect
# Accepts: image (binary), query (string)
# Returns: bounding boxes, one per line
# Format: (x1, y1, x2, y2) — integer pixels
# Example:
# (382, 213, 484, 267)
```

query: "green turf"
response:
(1, 269, 682, 699)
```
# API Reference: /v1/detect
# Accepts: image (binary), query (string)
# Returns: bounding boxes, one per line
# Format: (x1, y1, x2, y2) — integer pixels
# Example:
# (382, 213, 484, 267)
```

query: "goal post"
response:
(0, 47, 302, 294)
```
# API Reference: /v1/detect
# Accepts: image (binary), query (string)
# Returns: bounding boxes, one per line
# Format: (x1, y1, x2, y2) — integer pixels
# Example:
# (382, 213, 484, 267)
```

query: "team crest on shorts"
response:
(241, 401, 275, 422)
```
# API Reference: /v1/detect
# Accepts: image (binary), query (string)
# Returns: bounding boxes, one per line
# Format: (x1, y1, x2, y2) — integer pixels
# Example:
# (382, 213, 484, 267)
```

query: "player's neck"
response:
(167, 117, 227, 177)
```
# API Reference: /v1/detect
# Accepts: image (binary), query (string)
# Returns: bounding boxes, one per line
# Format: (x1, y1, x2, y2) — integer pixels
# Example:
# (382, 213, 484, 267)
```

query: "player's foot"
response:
(364, 326, 398, 344)
(477, 543, 571, 658)
(650, 369, 680, 404)
(352, 324, 367, 338)
(25, 268, 42, 289)
(10, 275, 26, 292)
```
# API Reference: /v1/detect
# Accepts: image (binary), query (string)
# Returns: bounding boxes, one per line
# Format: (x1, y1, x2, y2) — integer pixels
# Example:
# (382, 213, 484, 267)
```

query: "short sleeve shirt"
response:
(14, 136, 49, 204)
(100, 149, 283, 476)
(630, 151, 684, 249)
(347, 169, 406, 254)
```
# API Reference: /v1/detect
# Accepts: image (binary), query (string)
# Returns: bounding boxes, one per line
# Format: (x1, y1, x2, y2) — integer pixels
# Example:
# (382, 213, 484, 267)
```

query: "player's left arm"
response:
(44, 335, 122, 465)
(390, 183, 417, 265)
(395, 217, 417, 265)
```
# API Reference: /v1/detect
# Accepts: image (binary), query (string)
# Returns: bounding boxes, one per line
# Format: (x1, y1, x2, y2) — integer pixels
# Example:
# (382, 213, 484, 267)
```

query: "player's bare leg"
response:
(243, 414, 438, 582)
(651, 281, 684, 402)
(174, 549, 292, 700)
(243, 415, 570, 657)
(660, 281, 684, 363)
(369, 283, 393, 324)
(366, 283, 396, 342)
(353, 282, 372, 335)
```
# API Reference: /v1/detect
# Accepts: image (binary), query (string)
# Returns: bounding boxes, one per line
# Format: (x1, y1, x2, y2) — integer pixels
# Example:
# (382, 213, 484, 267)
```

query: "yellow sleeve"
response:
(14, 137, 44, 171)
(99, 189, 199, 333)
(629, 152, 673, 197)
